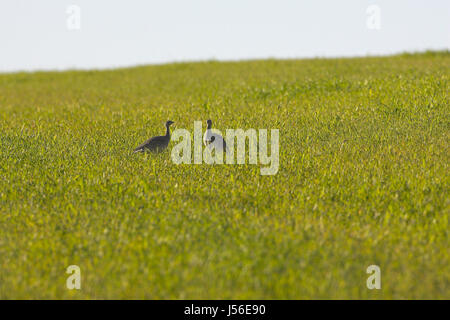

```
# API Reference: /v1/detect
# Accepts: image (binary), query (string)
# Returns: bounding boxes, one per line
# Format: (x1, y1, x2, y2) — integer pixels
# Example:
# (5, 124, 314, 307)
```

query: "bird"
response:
(203, 119, 228, 152)
(134, 120, 174, 153)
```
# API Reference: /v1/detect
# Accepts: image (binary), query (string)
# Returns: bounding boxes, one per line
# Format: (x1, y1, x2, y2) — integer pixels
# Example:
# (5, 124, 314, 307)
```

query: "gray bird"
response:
(203, 119, 228, 152)
(134, 120, 174, 153)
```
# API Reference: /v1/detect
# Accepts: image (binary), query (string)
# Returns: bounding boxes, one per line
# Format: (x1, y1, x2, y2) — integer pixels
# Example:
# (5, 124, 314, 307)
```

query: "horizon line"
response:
(1, 48, 448, 75)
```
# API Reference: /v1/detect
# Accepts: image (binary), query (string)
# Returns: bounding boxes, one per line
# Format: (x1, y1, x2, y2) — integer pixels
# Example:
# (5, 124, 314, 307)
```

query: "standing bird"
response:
(203, 119, 228, 152)
(134, 120, 174, 153)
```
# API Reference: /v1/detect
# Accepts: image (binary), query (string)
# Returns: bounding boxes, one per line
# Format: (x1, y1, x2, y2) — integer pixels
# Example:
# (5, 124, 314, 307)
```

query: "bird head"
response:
(166, 120, 174, 127)
(206, 119, 212, 128)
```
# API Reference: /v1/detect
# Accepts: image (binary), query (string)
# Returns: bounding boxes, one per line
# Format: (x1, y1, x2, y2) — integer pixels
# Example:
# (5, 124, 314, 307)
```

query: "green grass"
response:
(0, 52, 448, 299)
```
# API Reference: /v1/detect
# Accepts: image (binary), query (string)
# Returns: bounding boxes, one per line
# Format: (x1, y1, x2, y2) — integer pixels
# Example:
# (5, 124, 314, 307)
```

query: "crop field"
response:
(0, 52, 448, 299)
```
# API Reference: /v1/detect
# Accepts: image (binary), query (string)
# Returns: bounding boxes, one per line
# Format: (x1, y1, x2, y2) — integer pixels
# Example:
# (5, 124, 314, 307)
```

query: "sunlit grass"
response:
(0, 52, 448, 299)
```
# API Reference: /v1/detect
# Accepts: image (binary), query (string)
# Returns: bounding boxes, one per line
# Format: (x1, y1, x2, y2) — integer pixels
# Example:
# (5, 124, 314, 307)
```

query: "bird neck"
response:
(207, 123, 212, 129)
(165, 125, 171, 137)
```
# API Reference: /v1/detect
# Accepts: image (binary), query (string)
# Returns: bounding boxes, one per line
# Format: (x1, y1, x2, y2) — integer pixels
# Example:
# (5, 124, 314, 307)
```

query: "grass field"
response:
(0, 52, 448, 299)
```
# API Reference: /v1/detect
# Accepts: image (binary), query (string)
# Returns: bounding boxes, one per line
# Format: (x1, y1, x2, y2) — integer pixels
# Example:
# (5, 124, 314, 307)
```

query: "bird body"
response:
(134, 120, 174, 153)
(203, 119, 227, 152)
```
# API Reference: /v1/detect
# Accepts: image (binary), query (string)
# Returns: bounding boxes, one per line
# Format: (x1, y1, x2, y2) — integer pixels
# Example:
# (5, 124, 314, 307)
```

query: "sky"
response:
(0, 0, 449, 72)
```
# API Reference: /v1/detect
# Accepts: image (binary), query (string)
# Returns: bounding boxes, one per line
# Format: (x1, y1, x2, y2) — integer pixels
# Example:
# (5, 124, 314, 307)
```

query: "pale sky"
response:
(1, 0, 449, 72)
